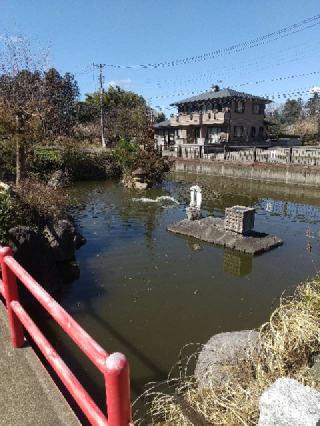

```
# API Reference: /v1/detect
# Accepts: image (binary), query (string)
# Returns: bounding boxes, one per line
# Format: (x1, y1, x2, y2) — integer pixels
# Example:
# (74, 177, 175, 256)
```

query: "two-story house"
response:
(154, 85, 271, 151)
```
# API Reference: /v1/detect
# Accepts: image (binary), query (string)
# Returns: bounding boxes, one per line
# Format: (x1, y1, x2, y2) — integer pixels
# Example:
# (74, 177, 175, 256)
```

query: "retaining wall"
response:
(173, 158, 320, 186)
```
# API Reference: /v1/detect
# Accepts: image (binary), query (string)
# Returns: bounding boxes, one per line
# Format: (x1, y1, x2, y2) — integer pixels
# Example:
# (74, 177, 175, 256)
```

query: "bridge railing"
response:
(0, 246, 132, 426)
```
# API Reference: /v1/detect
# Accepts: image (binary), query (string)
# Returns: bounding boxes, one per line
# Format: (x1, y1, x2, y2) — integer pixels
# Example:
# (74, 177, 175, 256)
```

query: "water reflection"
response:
(260, 198, 320, 223)
(223, 249, 253, 277)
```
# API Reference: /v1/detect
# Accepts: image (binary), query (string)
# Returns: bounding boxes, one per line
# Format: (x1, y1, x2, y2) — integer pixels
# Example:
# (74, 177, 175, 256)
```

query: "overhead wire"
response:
(104, 14, 320, 69)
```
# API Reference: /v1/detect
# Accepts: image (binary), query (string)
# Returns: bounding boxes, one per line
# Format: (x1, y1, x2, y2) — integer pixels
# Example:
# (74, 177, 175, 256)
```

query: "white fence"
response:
(201, 147, 320, 166)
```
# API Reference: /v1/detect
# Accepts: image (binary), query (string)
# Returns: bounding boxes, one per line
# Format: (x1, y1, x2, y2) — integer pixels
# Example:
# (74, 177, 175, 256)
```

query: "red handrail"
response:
(0, 246, 132, 426)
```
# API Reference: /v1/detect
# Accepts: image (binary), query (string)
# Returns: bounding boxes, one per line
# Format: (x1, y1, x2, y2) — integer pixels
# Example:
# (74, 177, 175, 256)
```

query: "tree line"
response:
(0, 37, 166, 184)
(267, 93, 320, 142)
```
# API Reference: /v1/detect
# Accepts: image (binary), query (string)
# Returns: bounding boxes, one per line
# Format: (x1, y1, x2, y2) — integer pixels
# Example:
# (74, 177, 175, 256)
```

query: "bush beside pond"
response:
(0, 141, 121, 183)
(30, 145, 120, 181)
(113, 138, 171, 189)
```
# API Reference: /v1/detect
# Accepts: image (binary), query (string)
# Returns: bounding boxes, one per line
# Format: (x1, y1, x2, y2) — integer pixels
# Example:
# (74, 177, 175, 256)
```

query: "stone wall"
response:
(201, 146, 320, 165)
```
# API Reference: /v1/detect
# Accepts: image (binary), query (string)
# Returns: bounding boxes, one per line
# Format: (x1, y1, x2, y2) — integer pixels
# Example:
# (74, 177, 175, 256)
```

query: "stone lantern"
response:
(186, 185, 202, 220)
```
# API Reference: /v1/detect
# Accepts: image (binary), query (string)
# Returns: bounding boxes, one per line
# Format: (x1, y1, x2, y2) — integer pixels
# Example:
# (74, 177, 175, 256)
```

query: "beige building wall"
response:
(230, 99, 266, 142)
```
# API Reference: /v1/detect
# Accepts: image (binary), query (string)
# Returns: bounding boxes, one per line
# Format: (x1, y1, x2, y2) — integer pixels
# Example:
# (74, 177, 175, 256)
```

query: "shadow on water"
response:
(34, 175, 320, 420)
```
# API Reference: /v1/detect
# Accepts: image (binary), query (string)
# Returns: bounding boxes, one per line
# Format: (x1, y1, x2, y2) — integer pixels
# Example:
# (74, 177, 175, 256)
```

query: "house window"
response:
(251, 126, 256, 138)
(235, 100, 245, 113)
(253, 103, 264, 114)
(258, 127, 264, 138)
(234, 126, 244, 138)
(194, 128, 200, 139)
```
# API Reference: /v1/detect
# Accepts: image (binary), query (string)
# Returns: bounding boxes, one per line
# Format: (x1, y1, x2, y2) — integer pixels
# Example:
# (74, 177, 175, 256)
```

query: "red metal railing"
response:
(0, 246, 132, 426)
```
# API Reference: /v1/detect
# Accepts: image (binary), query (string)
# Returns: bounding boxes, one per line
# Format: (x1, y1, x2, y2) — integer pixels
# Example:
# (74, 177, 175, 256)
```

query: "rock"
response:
(44, 218, 86, 262)
(9, 226, 62, 292)
(122, 174, 148, 190)
(47, 170, 70, 189)
(258, 378, 320, 426)
(134, 180, 148, 190)
(0, 181, 10, 193)
(132, 167, 145, 177)
(195, 330, 259, 387)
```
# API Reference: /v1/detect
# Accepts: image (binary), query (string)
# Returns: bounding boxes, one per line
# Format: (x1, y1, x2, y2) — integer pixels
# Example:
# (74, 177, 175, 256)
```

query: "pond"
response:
(40, 173, 320, 420)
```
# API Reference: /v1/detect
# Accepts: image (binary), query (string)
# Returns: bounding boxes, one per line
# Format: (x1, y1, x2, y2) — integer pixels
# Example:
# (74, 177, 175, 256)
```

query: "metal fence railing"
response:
(0, 246, 133, 426)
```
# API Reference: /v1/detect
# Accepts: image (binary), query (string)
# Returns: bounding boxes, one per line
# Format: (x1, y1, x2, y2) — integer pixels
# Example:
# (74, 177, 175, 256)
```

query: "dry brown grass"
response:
(141, 278, 320, 425)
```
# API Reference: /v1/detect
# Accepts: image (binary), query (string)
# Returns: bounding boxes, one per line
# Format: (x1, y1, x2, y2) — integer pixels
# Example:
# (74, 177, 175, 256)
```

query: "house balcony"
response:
(169, 111, 230, 127)
(202, 111, 230, 125)
(169, 113, 201, 126)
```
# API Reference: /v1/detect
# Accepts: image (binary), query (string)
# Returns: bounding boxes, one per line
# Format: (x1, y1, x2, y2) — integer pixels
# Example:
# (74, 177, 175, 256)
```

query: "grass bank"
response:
(144, 277, 320, 425)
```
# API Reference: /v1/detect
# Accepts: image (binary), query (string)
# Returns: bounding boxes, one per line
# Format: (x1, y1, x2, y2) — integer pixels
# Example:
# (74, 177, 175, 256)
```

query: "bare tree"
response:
(0, 35, 47, 185)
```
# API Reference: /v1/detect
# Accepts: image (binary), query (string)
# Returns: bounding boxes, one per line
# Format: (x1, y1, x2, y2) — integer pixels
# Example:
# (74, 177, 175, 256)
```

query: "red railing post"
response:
(105, 352, 132, 426)
(0, 247, 24, 348)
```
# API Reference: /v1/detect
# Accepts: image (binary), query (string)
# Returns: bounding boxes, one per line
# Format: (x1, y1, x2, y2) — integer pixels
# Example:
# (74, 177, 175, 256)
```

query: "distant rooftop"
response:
(170, 85, 271, 106)
(153, 119, 171, 128)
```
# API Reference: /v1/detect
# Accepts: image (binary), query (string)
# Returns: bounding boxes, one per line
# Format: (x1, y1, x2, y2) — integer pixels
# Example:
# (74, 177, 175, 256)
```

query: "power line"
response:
(140, 41, 320, 90)
(104, 13, 320, 69)
(150, 87, 318, 113)
(148, 70, 320, 100)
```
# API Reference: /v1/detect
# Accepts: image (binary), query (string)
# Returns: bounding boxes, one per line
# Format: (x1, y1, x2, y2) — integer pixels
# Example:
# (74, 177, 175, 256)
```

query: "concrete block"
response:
(224, 206, 255, 235)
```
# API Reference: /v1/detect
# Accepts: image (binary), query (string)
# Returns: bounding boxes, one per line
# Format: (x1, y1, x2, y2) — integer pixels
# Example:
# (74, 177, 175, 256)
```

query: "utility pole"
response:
(93, 63, 106, 148)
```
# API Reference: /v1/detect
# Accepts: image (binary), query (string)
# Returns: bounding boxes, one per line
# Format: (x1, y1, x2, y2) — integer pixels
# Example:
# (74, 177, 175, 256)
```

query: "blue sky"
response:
(1, 0, 320, 113)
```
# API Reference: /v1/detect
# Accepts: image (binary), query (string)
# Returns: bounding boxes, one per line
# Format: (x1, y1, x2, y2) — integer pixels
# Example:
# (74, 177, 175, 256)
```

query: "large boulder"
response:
(9, 226, 62, 292)
(44, 218, 86, 263)
(258, 378, 320, 426)
(195, 330, 259, 387)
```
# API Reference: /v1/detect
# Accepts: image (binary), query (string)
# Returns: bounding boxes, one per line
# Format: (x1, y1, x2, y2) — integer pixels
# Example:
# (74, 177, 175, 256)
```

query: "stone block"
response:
(224, 206, 255, 235)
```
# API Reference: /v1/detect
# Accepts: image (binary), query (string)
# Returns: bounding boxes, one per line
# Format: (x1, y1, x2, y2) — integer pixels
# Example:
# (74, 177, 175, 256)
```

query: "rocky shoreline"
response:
(9, 217, 86, 293)
(0, 178, 86, 294)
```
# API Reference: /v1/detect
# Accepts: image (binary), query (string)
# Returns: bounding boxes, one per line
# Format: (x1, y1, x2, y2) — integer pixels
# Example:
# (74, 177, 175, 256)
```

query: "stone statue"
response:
(186, 185, 202, 220)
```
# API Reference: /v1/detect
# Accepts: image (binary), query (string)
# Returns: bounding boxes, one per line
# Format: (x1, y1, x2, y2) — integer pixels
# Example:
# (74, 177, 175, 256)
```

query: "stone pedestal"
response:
(186, 206, 202, 221)
(186, 185, 202, 220)
(224, 206, 255, 235)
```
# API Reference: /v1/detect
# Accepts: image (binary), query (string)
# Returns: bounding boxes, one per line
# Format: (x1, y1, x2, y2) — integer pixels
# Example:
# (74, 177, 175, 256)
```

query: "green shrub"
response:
(62, 148, 109, 180)
(30, 147, 64, 176)
(112, 138, 140, 172)
(30, 145, 118, 180)
(0, 191, 17, 244)
(113, 138, 171, 185)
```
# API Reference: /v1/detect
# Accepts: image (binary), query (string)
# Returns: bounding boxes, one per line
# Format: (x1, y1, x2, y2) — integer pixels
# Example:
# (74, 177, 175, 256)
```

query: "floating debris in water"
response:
(131, 195, 179, 205)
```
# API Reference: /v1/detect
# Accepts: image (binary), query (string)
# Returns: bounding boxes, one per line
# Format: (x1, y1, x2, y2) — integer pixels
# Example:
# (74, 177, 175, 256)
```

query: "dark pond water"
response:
(41, 174, 320, 420)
